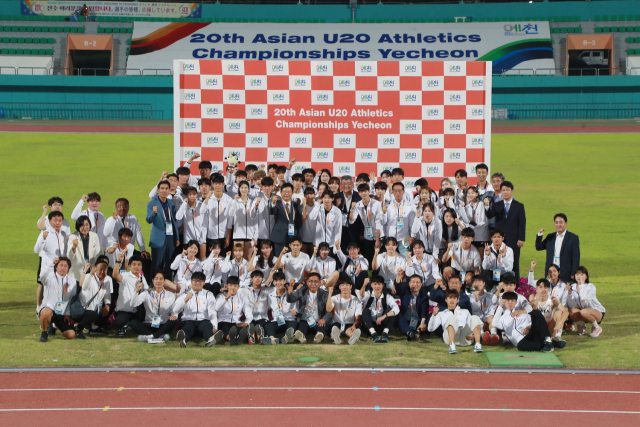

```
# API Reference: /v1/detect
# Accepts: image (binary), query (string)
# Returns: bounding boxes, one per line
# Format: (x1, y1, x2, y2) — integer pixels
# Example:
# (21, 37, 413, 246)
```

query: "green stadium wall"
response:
(1, 0, 639, 22)
(2, 75, 640, 120)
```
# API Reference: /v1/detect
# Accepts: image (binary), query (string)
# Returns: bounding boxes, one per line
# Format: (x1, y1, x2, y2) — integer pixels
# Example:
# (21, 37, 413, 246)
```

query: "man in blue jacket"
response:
(395, 274, 430, 341)
(147, 180, 180, 278)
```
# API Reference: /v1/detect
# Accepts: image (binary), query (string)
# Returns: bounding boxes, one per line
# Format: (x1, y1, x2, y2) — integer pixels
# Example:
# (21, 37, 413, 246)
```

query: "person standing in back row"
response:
(146, 180, 180, 278)
(485, 181, 526, 279)
(535, 213, 580, 282)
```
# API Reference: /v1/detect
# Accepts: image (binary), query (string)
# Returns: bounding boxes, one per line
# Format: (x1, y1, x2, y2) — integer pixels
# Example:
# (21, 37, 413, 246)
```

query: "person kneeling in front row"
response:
(261, 272, 299, 345)
(131, 270, 177, 343)
(357, 276, 399, 343)
(173, 272, 218, 348)
(327, 277, 363, 345)
(428, 289, 484, 354)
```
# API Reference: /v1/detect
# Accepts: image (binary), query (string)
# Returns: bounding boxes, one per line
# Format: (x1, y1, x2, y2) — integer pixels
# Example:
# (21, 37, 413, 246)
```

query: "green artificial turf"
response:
(0, 132, 638, 368)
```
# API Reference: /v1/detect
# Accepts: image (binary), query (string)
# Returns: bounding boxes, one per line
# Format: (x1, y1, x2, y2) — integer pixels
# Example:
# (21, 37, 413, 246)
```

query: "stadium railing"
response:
(0, 67, 172, 75)
(492, 103, 640, 120)
(0, 102, 153, 120)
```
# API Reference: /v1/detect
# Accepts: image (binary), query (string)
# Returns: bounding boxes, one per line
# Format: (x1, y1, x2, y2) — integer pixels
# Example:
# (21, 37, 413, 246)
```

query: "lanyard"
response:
(121, 217, 128, 229)
(385, 254, 397, 272)
(183, 260, 194, 278)
(395, 202, 403, 219)
(282, 200, 295, 223)
(361, 201, 373, 226)
(253, 288, 261, 305)
(55, 273, 68, 301)
(347, 258, 361, 276)
(89, 211, 101, 229)
(277, 293, 286, 310)
(459, 245, 472, 270)
(160, 203, 171, 223)
(55, 231, 64, 256)
(153, 290, 165, 314)
(471, 203, 481, 221)
(323, 261, 328, 279)
(307, 293, 317, 309)
(340, 296, 353, 321)
(492, 246, 502, 270)
(93, 274, 105, 292)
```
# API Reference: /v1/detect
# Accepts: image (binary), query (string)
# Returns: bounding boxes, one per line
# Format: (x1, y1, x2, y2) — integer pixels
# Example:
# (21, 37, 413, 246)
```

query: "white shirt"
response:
(268, 290, 299, 322)
(554, 231, 565, 265)
(175, 201, 207, 244)
(482, 243, 514, 275)
(281, 252, 311, 283)
(428, 307, 471, 332)
(492, 306, 532, 346)
(469, 292, 497, 321)
(448, 243, 481, 273)
(335, 251, 369, 279)
(566, 283, 605, 312)
(375, 253, 407, 283)
(214, 293, 254, 324)
(203, 193, 234, 239)
(330, 295, 362, 325)
(248, 286, 272, 320)
(496, 292, 532, 313)
(227, 197, 259, 240)
(71, 200, 108, 250)
(308, 256, 337, 282)
(39, 262, 77, 315)
(309, 204, 342, 247)
(203, 255, 230, 285)
(170, 255, 203, 290)
(173, 290, 218, 327)
(133, 289, 176, 324)
(301, 202, 319, 244)
(106, 243, 134, 269)
(255, 192, 275, 240)
(225, 258, 250, 287)
(410, 218, 442, 259)
(115, 272, 149, 313)
(103, 214, 146, 252)
(250, 255, 278, 285)
(34, 229, 68, 267)
(80, 273, 113, 312)
(350, 199, 384, 241)
(357, 291, 399, 319)
(383, 199, 415, 241)
(405, 254, 441, 286)
(458, 202, 489, 242)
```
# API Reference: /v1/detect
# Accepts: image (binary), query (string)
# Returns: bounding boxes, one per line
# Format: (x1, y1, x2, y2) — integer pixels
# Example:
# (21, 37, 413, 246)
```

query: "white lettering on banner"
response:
(174, 59, 493, 188)
(25, 1, 202, 18)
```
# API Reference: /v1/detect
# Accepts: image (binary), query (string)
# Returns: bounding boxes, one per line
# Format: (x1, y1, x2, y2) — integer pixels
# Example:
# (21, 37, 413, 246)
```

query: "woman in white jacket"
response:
(227, 181, 260, 260)
(567, 266, 606, 338)
(66, 215, 101, 282)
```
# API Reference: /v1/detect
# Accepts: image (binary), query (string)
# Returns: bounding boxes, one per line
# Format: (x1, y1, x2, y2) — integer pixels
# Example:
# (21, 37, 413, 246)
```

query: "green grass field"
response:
(1, 132, 639, 369)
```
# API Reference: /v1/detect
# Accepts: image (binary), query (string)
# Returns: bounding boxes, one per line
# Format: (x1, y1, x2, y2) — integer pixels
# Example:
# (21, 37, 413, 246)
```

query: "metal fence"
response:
(0, 67, 173, 76)
(0, 103, 154, 120)
(492, 103, 640, 120)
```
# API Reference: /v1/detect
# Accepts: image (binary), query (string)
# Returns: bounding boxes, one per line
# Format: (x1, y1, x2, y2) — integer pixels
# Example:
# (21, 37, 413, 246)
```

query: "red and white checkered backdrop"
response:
(174, 59, 491, 190)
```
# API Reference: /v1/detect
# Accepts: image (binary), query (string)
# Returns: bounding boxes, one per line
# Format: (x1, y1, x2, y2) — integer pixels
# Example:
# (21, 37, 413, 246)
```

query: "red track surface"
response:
(1, 371, 639, 426)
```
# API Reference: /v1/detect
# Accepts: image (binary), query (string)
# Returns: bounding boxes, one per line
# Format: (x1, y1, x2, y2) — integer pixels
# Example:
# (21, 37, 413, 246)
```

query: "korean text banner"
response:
(21, 1, 202, 18)
(133, 22, 552, 74)
(174, 59, 492, 190)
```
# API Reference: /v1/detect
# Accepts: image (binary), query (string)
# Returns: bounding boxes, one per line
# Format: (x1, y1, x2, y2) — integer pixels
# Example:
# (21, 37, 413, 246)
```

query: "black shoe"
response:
(117, 327, 128, 338)
(406, 331, 415, 341)
(89, 327, 109, 336)
(229, 326, 238, 346)
(39, 331, 48, 342)
(47, 324, 56, 336)
(371, 332, 380, 342)
(552, 339, 567, 349)
(541, 342, 554, 353)
(75, 328, 86, 340)
(380, 332, 389, 343)
(176, 330, 187, 348)
(238, 326, 249, 345)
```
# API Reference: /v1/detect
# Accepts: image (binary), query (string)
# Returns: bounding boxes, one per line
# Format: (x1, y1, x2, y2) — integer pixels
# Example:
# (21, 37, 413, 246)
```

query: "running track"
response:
(1, 371, 639, 425)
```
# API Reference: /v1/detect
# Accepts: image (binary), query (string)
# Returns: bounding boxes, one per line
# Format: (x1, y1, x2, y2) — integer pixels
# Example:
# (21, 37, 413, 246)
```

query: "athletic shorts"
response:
(234, 238, 251, 242)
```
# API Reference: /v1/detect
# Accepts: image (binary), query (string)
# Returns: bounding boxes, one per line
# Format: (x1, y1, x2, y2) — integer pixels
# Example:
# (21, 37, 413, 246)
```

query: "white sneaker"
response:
(137, 334, 153, 342)
(294, 330, 306, 344)
(331, 326, 341, 345)
(313, 332, 324, 344)
(474, 343, 483, 353)
(449, 343, 457, 354)
(348, 329, 361, 346)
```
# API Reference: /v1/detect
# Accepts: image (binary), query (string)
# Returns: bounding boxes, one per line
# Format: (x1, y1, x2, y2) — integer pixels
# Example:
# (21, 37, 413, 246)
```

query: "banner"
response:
(133, 22, 552, 73)
(21, 1, 202, 18)
(174, 59, 492, 190)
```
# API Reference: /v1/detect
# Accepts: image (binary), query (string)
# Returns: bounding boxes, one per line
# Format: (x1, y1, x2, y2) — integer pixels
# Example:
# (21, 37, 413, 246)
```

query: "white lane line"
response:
(0, 406, 639, 414)
(1, 387, 639, 394)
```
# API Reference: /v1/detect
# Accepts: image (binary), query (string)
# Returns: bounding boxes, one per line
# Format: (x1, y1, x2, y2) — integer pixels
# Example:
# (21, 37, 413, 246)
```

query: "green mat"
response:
(298, 356, 321, 363)
(485, 352, 563, 368)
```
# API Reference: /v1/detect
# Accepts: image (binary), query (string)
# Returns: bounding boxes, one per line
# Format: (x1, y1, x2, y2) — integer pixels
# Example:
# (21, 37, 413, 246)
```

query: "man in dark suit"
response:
(287, 272, 332, 344)
(333, 175, 362, 255)
(535, 213, 580, 282)
(146, 180, 180, 278)
(269, 183, 303, 255)
(395, 274, 431, 341)
(485, 181, 526, 279)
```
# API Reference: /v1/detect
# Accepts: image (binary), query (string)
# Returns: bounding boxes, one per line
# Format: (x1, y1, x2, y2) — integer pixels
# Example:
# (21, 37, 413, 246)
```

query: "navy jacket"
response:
(395, 281, 430, 320)
(486, 199, 526, 247)
(268, 198, 303, 246)
(535, 231, 580, 282)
